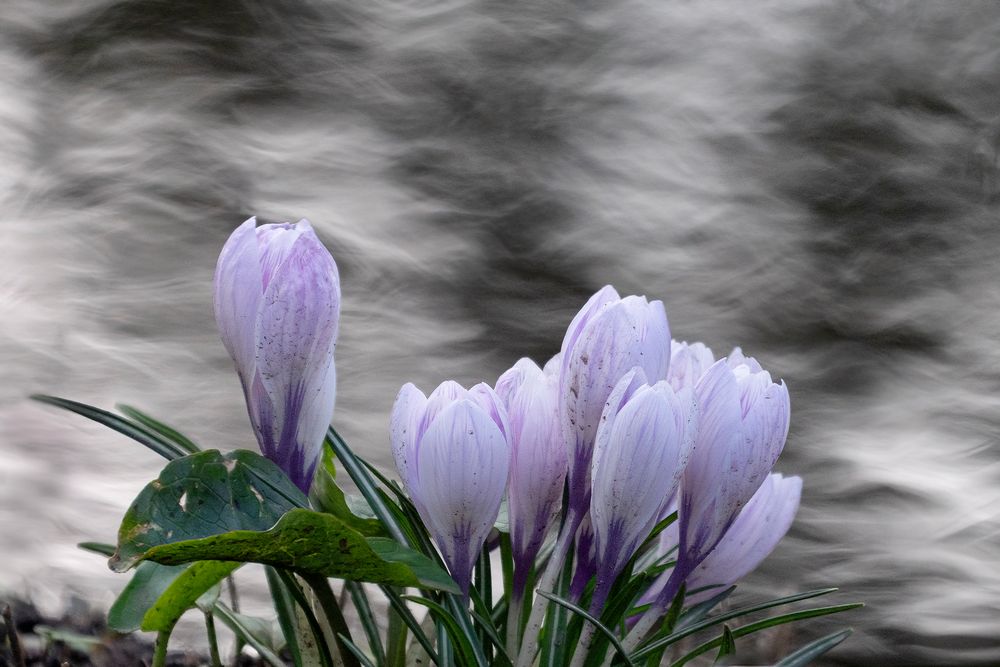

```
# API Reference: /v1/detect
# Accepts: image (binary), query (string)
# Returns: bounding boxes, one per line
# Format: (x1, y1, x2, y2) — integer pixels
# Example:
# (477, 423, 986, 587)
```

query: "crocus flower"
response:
(589, 369, 697, 606)
(684, 472, 801, 601)
(558, 286, 671, 517)
(390, 380, 511, 596)
(214, 217, 340, 493)
(495, 358, 566, 600)
(667, 340, 716, 392)
(646, 352, 789, 613)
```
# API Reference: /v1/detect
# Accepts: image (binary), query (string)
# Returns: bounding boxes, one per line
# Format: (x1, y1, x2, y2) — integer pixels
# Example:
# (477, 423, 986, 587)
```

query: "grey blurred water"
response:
(2, 1, 1000, 664)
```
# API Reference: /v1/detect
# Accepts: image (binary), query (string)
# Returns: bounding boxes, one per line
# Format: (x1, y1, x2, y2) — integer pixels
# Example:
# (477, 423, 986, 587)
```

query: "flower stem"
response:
(515, 508, 583, 667)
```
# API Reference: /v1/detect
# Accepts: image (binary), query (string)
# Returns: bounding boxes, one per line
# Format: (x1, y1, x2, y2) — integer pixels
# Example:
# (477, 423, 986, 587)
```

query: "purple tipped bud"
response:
(589, 372, 697, 594)
(684, 473, 801, 602)
(676, 353, 790, 576)
(214, 217, 340, 493)
(390, 380, 511, 596)
(559, 287, 671, 516)
(495, 359, 566, 598)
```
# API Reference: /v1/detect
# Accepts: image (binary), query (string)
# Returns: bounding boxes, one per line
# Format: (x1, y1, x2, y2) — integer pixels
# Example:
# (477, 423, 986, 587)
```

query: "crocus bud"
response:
(684, 473, 801, 602)
(676, 353, 790, 578)
(667, 340, 716, 392)
(495, 358, 566, 600)
(390, 380, 511, 596)
(589, 370, 697, 597)
(559, 286, 671, 516)
(214, 217, 340, 494)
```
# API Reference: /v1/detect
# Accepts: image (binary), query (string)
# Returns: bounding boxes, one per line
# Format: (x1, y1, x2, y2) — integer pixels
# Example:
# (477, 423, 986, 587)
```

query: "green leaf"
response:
(668, 604, 863, 667)
(111, 449, 307, 572)
(714, 625, 736, 664)
(78, 541, 116, 557)
(633, 588, 841, 660)
(141, 561, 240, 632)
(311, 443, 385, 537)
(214, 603, 287, 667)
(108, 561, 188, 633)
(774, 628, 853, 667)
(538, 591, 636, 667)
(405, 596, 485, 667)
(327, 427, 410, 546)
(137, 508, 459, 592)
(117, 404, 201, 455)
(31, 394, 187, 461)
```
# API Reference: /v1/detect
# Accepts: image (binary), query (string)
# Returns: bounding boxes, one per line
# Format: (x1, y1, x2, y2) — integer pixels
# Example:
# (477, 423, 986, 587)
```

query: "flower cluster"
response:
(214, 219, 799, 659)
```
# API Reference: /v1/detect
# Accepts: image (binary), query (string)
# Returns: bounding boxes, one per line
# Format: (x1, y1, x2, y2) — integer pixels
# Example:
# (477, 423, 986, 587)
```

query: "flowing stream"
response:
(3, 1, 1000, 664)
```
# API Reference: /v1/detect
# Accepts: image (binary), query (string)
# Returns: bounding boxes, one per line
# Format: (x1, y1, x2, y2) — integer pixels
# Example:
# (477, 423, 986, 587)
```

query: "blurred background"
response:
(2, 0, 999, 664)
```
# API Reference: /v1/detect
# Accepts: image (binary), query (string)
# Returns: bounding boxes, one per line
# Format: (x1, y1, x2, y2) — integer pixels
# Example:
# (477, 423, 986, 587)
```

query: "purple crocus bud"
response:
(684, 472, 801, 602)
(588, 371, 697, 604)
(390, 380, 511, 596)
(677, 354, 790, 576)
(214, 217, 340, 494)
(559, 287, 671, 517)
(495, 358, 566, 600)
(667, 340, 716, 392)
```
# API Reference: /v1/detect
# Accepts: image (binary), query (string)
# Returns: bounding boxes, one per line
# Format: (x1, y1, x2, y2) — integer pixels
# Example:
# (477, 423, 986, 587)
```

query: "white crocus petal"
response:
(416, 399, 510, 595)
(497, 358, 566, 594)
(685, 474, 802, 603)
(213, 217, 263, 386)
(667, 340, 716, 392)
(390, 383, 428, 492)
(591, 383, 692, 580)
(469, 382, 511, 443)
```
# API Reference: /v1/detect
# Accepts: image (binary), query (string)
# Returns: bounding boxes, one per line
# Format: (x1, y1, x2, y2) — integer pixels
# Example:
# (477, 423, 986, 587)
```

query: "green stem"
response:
(386, 602, 408, 667)
(303, 573, 361, 667)
(205, 611, 223, 667)
(152, 630, 169, 667)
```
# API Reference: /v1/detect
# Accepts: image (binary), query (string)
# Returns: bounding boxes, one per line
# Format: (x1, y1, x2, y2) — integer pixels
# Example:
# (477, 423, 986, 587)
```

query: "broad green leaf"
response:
(141, 560, 240, 632)
(774, 628, 853, 667)
(311, 443, 384, 536)
(108, 561, 188, 632)
(137, 508, 459, 592)
(111, 449, 307, 572)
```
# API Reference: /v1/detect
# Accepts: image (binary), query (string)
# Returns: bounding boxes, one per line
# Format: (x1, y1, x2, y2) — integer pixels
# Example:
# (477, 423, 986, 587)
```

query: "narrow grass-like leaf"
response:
(381, 586, 439, 665)
(338, 633, 378, 667)
(32, 395, 186, 460)
(674, 586, 735, 630)
(327, 427, 409, 546)
(406, 596, 484, 667)
(265, 566, 303, 667)
(774, 628, 853, 667)
(538, 591, 635, 667)
(714, 624, 736, 664)
(214, 603, 286, 667)
(116, 404, 201, 454)
(275, 570, 336, 667)
(633, 588, 841, 660)
(78, 542, 116, 557)
(348, 581, 385, 666)
(668, 604, 863, 667)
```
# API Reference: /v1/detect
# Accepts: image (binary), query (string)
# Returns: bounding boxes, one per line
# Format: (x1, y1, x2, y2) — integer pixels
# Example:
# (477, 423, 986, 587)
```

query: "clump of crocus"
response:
(390, 381, 511, 597)
(623, 347, 790, 648)
(214, 217, 341, 494)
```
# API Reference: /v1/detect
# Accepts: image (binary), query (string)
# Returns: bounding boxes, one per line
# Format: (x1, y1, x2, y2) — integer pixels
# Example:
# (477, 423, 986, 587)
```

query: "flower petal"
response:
(214, 217, 263, 388)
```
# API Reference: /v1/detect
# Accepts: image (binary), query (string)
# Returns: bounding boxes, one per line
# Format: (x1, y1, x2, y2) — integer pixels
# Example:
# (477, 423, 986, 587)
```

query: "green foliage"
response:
(110, 449, 307, 572)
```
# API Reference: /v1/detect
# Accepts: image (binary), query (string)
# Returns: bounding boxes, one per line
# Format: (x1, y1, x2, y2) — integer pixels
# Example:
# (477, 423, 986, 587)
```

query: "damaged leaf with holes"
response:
(110, 449, 307, 572)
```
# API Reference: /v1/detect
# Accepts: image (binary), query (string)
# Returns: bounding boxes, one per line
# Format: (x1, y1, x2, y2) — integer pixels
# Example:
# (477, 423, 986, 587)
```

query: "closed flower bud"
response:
(495, 358, 566, 599)
(214, 217, 340, 493)
(390, 380, 511, 596)
(589, 370, 697, 600)
(559, 286, 671, 516)
(677, 353, 790, 576)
